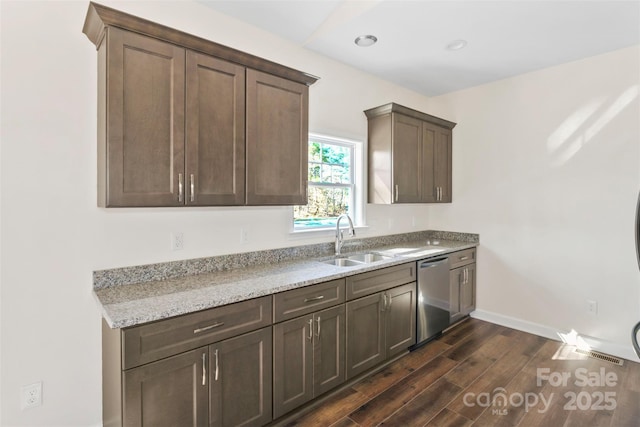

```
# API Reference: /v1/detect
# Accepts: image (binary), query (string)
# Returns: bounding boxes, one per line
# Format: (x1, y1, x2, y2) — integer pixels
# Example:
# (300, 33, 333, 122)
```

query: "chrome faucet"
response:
(335, 214, 355, 256)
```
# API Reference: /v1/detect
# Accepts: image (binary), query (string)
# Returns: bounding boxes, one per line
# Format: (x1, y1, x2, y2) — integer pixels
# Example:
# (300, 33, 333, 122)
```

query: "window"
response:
(293, 134, 363, 231)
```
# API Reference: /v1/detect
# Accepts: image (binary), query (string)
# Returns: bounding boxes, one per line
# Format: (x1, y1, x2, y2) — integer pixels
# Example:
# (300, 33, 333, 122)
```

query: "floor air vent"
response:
(573, 348, 624, 366)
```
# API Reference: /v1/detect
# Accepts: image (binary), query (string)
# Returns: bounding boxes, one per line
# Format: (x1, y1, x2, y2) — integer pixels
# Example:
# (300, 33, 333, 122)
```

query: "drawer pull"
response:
(304, 295, 325, 303)
(459, 256, 469, 261)
(193, 322, 225, 334)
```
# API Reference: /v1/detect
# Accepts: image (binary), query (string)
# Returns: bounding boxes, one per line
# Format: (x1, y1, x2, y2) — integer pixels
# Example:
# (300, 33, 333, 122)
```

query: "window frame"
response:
(293, 133, 364, 232)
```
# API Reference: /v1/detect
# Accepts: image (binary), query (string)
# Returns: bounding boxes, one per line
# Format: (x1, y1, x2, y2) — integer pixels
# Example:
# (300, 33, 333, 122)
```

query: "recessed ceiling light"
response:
(446, 39, 467, 51)
(355, 35, 378, 47)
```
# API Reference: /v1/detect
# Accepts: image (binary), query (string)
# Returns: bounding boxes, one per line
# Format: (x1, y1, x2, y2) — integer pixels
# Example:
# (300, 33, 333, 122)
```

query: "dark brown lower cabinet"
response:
(345, 293, 385, 378)
(123, 347, 208, 427)
(346, 282, 416, 379)
(273, 305, 346, 419)
(121, 327, 272, 427)
(209, 327, 272, 427)
(385, 282, 418, 357)
(450, 263, 476, 324)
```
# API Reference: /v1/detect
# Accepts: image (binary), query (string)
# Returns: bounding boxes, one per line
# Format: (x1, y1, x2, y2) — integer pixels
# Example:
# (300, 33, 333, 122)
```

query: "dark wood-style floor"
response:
(286, 319, 640, 427)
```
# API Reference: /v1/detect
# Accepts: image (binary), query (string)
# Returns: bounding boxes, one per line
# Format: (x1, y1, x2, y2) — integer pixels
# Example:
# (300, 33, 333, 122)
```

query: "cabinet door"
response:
(313, 305, 346, 396)
(273, 315, 313, 418)
(460, 264, 476, 316)
(186, 52, 245, 205)
(123, 348, 208, 427)
(434, 126, 452, 202)
(450, 268, 463, 324)
(346, 293, 385, 379)
(423, 122, 452, 203)
(209, 327, 272, 427)
(385, 283, 417, 358)
(105, 28, 185, 207)
(392, 113, 423, 203)
(421, 123, 437, 203)
(246, 69, 308, 205)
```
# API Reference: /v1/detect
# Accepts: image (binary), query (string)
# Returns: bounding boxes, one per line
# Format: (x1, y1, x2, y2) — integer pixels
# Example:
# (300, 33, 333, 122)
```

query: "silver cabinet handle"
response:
(202, 352, 207, 386)
(190, 174, 195, 202)
(304, 295, 324, 303)
(214, 349, 219, 381)
(308, 319, 313, 340)
(316, 316, 321, 337)
(395, 185, 399, 202)
(387, 293, 392, 310)
(194, 322, 224, 334)
(381, 293, 387, 311)
(178, 173, 184, 202)
(459, 256, 469, 261)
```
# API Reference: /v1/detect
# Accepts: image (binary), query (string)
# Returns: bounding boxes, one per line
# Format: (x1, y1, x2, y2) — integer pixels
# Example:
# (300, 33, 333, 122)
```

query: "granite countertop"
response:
(94, 231, 478, 329)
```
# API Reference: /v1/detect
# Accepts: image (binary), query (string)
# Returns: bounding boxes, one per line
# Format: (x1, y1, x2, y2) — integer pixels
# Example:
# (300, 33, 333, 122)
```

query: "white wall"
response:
(2, 1, 639, 425)
(0, 1, 435, 425)
(426, 46, 640, 360)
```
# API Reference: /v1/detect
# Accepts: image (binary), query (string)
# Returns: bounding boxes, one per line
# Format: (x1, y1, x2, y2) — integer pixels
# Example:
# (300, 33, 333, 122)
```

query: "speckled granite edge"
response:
(93, 229, 478, 289)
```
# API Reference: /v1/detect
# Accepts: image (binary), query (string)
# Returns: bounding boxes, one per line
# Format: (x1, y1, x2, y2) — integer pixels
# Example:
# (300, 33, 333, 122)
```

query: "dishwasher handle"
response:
(419, 257, 449, 268)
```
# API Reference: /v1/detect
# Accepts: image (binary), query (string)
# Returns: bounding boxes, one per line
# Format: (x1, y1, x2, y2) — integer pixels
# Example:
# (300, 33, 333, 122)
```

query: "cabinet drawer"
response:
(273, 279, 345, 323)
(122, 296, 272, 369)
(449, 248, 476, 269)
(346, 263, 416, 301)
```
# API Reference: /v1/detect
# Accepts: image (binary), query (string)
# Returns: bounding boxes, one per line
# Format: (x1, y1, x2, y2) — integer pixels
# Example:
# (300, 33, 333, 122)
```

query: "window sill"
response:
(289, 225, 369, 238)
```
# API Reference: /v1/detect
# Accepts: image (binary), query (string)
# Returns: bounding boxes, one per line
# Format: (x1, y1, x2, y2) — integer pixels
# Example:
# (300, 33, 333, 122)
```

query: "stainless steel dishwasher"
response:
(413, 256, 450, 348)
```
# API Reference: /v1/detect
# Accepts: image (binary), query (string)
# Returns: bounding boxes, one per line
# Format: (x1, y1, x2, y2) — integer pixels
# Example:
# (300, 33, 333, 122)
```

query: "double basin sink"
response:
(321, 253, 392, 267)
(321, 244, 447, 267)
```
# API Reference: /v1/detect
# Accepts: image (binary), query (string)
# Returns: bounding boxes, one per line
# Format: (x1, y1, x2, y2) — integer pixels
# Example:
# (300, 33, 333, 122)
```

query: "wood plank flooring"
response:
(285, 319, 640, 427)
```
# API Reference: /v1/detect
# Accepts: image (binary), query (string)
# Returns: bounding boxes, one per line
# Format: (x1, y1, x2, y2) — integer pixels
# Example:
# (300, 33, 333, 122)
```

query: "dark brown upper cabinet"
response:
(83, 2, 317, 207)
(246, 70, 308, 205)
(364, 103, 456, 204)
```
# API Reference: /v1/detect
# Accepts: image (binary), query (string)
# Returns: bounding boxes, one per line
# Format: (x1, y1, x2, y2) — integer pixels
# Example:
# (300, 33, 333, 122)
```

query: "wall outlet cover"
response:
(21, 382, 42, 410)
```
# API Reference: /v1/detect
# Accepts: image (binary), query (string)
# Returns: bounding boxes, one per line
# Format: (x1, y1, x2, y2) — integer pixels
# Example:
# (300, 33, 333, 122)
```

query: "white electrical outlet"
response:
(21, 382, 42, 410)
(171, 232, 184, 251)
(587, 300, 598, 315)
(240, 228, 249, 245)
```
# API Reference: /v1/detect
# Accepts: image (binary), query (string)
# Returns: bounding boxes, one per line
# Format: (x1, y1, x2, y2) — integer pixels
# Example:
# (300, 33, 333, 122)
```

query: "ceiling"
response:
(197, 0, 640, 97)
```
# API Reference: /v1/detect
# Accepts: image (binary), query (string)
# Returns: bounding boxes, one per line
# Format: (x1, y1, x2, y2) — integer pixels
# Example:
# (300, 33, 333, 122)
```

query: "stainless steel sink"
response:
(346, 253, 393, 263)
(321, 258, 363, 267)
(320, 252, 393, 267)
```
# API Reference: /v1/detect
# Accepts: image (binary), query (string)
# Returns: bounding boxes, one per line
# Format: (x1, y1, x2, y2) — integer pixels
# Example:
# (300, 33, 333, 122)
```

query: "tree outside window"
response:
(294, 135, 356, 229)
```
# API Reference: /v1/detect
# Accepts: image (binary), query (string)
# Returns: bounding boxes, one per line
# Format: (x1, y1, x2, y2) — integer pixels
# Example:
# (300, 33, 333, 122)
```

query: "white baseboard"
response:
(470, 309, 640, 363)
